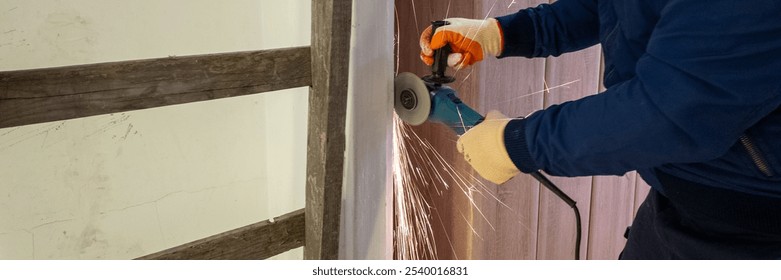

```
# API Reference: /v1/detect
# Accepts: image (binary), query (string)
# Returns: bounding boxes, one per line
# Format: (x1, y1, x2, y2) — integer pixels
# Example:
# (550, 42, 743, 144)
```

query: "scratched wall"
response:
(0, 0, 310, 259)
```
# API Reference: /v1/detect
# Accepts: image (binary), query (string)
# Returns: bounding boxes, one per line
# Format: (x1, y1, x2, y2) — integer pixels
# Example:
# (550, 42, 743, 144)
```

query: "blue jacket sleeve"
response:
(504, 1, 781, 176)
(496, 0, 599, 58)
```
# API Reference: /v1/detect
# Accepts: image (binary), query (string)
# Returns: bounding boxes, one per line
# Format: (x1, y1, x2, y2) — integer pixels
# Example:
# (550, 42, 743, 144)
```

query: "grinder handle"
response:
(430, 21, 452, 80)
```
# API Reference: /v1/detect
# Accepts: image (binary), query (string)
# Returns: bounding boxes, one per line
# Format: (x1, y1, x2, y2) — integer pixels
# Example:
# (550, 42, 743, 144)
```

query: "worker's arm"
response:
(505, 0, 781, 177)
(458, 0, 781, 182)
(496, 0, 599, 58)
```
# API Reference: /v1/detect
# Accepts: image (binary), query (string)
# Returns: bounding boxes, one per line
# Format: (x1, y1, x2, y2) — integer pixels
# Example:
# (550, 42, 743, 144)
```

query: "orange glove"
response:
(420, 18, 503, 70)
(457, 110, 520, 185)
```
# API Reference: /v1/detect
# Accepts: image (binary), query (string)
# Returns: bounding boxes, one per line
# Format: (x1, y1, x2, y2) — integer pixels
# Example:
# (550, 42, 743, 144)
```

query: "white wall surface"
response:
(340, 0, 394, 259)
(0, 0, 310, 259)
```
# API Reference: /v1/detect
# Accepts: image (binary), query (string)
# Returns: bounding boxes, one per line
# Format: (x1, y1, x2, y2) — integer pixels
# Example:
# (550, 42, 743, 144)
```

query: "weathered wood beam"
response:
(137, 209, 305, 260)
(305, 0, 352, 260)
(0, 47, 311, 129)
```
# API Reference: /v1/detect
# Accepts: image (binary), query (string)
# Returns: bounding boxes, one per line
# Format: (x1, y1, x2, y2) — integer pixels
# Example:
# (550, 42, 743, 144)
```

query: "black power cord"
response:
(530, 171, 582, 260)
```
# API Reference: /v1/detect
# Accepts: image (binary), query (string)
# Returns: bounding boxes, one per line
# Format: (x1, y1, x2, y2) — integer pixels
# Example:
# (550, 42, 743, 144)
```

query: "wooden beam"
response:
(0, 47, 311, 129)
(137, 209, 305, 260)
(305, 0, 352, 260)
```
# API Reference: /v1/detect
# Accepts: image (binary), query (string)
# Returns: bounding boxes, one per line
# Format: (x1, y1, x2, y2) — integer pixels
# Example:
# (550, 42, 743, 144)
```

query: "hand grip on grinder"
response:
(423, 21, 456, 84)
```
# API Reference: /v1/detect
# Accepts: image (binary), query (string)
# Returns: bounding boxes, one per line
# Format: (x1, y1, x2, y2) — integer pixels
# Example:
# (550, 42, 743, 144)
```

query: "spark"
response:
(392, 0, 549, 260)
(456, 67, 475, 89)
(455, 105, 468, 134)
(486, 79, 582, 108)
(410, 0, 420, 35)
(459, 209, 483, 240)
(393, 115, 438, 259)
(445, 0, 452, 19)
(393, 113, 522, 259)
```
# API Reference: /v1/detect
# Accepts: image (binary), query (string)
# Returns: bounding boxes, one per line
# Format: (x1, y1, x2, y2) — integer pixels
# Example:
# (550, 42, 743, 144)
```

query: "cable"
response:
(530, 171, 582, 260)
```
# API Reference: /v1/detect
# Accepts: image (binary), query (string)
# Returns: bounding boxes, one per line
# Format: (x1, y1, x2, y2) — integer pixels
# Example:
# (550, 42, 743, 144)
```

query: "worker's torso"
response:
(598, 0, 781, 197)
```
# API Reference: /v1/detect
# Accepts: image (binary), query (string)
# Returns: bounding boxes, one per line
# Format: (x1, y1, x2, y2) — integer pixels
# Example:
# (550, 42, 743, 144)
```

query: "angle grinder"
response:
(392, 21, 584, 260)
(394, 21, 482, 135)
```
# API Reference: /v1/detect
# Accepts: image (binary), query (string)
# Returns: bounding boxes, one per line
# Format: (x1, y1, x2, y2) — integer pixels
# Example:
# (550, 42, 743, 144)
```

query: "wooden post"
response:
(305, 0, 353, 260)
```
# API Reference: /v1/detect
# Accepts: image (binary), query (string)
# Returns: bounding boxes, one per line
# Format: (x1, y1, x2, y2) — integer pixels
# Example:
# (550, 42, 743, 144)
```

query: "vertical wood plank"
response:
(537, 44, 602, 259)
(306, 0, 353, 260)
(634, 175, 652, 216)
(587, 174, 636, 259)
(444, 1, 481, 261)
(394, 0, 451, 259)
(476, 0, 548, 260)
(584, 55, 638, 260)
(394, 0, 479, 260)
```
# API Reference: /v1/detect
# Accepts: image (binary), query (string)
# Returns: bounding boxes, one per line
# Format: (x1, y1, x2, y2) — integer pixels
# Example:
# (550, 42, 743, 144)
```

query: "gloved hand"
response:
(419, 18, 503, 70)
(457, 110, 520, 185)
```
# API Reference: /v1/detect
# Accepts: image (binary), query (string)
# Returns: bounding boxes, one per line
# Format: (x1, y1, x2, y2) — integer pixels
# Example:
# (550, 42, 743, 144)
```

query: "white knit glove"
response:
(457, 110, 519, 185)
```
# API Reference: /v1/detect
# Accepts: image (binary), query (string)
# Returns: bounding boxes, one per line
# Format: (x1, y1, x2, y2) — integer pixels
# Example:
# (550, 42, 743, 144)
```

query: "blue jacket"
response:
(496, 0, 781, 197)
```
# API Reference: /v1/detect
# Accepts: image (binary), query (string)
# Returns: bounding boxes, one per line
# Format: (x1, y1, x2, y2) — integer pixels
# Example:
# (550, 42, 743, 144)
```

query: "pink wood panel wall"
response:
(537, 44, 602, 259)
(394, 0, 651, 260)
(394, 0, 479, 260)
(476, 0, 548, 260)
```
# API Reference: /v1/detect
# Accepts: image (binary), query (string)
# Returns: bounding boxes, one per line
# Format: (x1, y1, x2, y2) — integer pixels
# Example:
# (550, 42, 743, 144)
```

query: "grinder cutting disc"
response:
(394, 72, 431, 125)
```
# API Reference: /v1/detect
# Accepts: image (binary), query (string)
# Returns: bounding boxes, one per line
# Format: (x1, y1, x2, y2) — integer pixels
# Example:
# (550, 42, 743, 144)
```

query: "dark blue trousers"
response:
(620, 171, 781, 259)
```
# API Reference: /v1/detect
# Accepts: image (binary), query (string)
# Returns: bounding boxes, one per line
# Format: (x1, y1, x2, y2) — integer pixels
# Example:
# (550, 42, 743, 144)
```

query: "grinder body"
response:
(428, 86, 483, 135)
(393, 72, 483, 135)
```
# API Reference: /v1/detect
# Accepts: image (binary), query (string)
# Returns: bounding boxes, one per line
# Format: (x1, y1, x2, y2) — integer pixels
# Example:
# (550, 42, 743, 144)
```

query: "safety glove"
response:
(457, 110, 520, 185)
(419, 18, 503, 70)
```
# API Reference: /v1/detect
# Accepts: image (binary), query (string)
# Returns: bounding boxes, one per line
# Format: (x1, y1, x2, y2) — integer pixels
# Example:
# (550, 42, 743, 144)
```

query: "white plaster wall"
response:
(0, 0, 309, 259)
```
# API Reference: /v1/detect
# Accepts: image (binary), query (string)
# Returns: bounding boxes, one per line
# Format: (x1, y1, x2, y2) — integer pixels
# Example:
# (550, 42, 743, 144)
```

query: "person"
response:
(419, 0, 781, 259)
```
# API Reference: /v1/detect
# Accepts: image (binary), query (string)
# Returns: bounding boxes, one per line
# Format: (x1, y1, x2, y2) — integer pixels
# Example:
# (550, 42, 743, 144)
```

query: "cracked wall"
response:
(0, 0, 310, 259)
